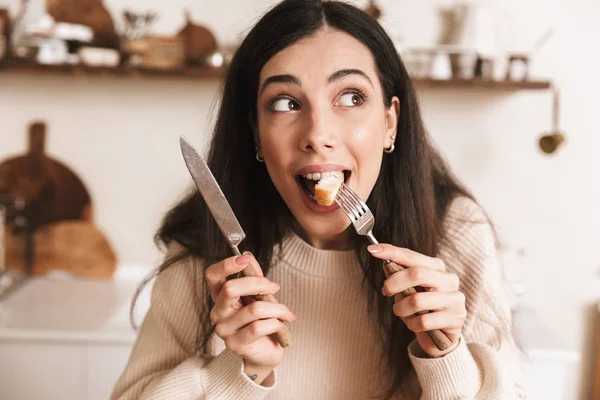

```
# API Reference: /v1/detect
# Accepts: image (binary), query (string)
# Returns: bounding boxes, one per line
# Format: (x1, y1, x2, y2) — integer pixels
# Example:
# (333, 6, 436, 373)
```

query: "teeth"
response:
(303, 171, 343, 181)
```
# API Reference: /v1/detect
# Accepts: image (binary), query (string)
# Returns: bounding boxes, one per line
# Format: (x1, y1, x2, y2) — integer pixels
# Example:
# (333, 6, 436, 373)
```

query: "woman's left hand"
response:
(368, 244, 467, 358)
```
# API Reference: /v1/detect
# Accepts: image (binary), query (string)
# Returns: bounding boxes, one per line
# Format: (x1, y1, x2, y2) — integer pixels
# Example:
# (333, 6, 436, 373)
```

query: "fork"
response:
(335, 183, 453, 351)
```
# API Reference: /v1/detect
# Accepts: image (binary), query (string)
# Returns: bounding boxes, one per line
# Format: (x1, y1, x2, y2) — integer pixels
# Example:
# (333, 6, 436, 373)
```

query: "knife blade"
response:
(179, 136, 292, 348)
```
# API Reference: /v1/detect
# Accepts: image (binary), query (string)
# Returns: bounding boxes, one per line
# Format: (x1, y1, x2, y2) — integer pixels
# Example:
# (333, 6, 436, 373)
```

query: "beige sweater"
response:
(111, 197, 529, 399)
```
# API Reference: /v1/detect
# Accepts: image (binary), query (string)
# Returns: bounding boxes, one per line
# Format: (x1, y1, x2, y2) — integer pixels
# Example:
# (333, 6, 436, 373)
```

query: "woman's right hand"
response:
(205, 252, 296, 373)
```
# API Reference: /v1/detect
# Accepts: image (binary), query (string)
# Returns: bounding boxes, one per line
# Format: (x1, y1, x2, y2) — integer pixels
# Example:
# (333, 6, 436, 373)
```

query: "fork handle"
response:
(383, 260, 454, 352)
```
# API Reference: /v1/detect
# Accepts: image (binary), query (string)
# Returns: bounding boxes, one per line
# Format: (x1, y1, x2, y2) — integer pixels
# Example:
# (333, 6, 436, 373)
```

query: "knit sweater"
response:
(111, 197, 529, 399)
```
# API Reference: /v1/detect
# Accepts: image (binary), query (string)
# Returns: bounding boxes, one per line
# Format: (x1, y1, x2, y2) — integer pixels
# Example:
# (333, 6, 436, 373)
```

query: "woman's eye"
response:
(338, 92, 364, 107)
(272, 98, 300, 112)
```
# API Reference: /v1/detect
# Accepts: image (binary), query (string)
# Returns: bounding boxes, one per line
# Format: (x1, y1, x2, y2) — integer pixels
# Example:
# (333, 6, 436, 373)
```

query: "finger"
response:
(210, 279, 281, 325)
(205, 254, 251, 301)
(240, 252, 266, 278)
(216, 276, 280, 309)
(383, 267, 459, 296)
(404, 309, 466, 333)
(368, 244, 446, 271)
(215, 301, 295, 338)
(392, 291, 465, 318)
(226, 318, 287, 355)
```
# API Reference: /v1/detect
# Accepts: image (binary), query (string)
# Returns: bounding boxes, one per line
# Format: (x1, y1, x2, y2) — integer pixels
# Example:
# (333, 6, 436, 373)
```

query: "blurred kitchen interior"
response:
(0, 0, 598, 399)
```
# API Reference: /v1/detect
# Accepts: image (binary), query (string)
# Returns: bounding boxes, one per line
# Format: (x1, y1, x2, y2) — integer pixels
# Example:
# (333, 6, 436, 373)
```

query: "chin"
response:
(294, 212, 352, 241)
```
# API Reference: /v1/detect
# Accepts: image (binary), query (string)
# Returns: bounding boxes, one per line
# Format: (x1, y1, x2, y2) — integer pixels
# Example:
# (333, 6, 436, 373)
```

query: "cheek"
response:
(260, 136, 293, 189)
(345, 114, 386, 157)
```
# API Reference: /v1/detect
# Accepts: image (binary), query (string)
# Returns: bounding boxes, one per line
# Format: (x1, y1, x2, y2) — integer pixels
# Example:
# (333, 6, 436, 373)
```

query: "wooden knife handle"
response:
(383, 260, 453, 352)
(240, 263, 293, 348)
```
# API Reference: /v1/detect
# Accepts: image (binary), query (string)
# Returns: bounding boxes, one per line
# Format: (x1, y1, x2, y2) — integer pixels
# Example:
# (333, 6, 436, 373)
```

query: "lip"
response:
(296, 164, 349, 176)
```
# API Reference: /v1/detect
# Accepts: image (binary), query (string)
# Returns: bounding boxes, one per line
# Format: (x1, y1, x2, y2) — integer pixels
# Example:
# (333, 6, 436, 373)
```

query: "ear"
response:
(384, 96, 400, 149)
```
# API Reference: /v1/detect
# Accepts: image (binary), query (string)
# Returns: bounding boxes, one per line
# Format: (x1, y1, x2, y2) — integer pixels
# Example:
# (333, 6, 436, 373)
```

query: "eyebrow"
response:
(259, 74, 300, 97)
(327, 69, 374, 88)
(259, 68, 374, 96)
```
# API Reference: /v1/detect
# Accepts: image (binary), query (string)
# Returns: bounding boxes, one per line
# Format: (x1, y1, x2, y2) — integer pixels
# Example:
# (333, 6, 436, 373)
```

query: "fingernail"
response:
(235, 254, 251, 266)
(368, 245, 383, 254)
(271, 282, 280, 291)
(381, 286, 388, 296)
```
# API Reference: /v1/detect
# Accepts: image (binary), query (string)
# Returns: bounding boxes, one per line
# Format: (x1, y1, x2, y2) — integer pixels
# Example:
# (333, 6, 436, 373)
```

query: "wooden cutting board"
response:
(0, 121, 116, 278)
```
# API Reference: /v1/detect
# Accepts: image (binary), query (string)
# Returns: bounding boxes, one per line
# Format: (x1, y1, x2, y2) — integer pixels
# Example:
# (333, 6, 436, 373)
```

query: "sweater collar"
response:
(276, 231, 363, 278)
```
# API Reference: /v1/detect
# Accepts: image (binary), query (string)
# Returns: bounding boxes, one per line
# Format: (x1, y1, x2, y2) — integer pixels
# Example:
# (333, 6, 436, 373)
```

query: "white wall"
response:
(1, 0, 598, 398)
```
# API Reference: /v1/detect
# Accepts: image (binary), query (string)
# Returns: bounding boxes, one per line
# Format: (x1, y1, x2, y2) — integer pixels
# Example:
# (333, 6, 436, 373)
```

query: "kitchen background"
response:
(0, 0, 598, 399)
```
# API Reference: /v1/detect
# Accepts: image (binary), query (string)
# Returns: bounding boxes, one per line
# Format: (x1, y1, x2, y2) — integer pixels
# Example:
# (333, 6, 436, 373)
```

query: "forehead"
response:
(259, 28, 378, 84)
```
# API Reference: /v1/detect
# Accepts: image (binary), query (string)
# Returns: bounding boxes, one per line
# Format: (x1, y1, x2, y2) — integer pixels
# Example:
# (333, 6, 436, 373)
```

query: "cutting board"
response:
(0, 121, 116, 278)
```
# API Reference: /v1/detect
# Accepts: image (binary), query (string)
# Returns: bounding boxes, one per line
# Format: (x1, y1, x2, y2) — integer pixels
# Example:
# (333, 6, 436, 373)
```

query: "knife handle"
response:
(383, 260, 454, 352)
(246, 291, 293, 348)
(232, 248, 293, 348)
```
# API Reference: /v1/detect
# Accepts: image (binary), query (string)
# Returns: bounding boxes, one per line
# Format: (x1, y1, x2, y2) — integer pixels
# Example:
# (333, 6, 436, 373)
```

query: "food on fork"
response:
(314, 171, 344, 206)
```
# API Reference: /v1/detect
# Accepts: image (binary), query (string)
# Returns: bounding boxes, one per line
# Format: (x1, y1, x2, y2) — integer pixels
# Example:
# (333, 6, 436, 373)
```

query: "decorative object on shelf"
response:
(9, 0, 95, 65)
(473, 55, 494, 80)
(77, 46, 119, 67)
(402, 46, 469, 80)
(538, 84, 566, 155)
(47, 0, 118, 49)
(0, 121, 117, 278)
(123, 35, 185, 70)
(506, 54, 529, 81)
(177, 10, 218, 66)
(363, 0, 382, 20)
(122, 9, 156, 41)
(506, 28, 555, 82)
(438, 3, 501, 79)
(121, 10, 186, 70)
(10, 0, 51, 59)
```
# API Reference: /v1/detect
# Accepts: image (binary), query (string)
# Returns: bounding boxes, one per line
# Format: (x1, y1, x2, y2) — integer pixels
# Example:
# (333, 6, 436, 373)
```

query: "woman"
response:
(111, 0, 528, 399)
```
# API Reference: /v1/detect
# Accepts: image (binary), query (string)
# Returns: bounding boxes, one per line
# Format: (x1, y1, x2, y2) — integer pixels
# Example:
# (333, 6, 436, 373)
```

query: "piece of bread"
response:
(314, 172, 343, 206)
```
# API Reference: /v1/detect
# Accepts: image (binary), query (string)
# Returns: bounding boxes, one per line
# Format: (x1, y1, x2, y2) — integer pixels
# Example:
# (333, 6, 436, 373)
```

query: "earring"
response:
(255, 147, 264, 163)
(384, 136, 395, 154)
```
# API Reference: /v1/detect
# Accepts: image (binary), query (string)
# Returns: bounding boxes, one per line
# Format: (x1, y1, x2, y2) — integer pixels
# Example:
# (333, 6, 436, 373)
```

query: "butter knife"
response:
(179, 136, 292, 348)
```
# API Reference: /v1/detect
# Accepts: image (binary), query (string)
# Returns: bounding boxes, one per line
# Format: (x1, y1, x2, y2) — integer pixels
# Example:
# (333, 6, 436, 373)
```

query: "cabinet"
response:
(0, 340, 133, 400)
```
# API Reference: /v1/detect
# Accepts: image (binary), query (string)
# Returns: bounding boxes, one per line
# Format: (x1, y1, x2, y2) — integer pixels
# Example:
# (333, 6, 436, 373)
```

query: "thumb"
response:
(242, 251, 264, 277)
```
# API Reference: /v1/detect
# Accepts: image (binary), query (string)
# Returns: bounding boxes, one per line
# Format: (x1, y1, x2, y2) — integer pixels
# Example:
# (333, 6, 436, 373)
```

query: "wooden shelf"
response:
(0, 58, 225, 80)
(413, 77, 551, 90)
(0, 58, 551, 90)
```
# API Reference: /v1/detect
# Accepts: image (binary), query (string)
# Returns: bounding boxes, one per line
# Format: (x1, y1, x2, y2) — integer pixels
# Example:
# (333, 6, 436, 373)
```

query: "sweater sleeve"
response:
(408, 197, 530, 400)
(110, 244, 276, 400)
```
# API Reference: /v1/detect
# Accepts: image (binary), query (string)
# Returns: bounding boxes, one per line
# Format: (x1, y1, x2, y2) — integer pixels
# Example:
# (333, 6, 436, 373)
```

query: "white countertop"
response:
(0, 266, 582, 363)
(0, 265, 154, 344)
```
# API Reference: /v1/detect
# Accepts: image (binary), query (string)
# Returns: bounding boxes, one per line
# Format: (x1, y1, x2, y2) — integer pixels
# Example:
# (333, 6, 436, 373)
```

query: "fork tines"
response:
(335, 183, 368, 221)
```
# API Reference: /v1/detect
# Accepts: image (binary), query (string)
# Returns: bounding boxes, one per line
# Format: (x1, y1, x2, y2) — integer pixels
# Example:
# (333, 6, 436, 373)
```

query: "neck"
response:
(291, 222, 357, 251)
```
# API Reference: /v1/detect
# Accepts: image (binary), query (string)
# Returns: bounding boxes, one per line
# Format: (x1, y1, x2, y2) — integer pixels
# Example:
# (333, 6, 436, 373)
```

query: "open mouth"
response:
(296, 170, 350, 201)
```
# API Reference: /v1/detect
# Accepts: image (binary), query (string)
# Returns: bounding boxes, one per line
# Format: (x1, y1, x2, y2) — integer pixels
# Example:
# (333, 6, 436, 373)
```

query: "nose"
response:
(298, 106, 338, 153)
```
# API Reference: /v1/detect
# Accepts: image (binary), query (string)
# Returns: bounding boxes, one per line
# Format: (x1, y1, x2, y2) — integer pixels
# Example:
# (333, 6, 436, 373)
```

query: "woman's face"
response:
(256, 28, 399, 249)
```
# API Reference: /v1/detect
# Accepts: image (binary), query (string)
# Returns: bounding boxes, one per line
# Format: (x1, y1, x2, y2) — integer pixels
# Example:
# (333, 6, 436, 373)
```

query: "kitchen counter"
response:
(0, 264, 154, 344)
(0, 266, 582, 400)
(0, 266, 579, 357)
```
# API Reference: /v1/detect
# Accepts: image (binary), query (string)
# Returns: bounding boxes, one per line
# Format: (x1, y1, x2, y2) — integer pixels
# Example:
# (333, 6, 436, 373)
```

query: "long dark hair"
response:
(136, 0, 486, 397)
